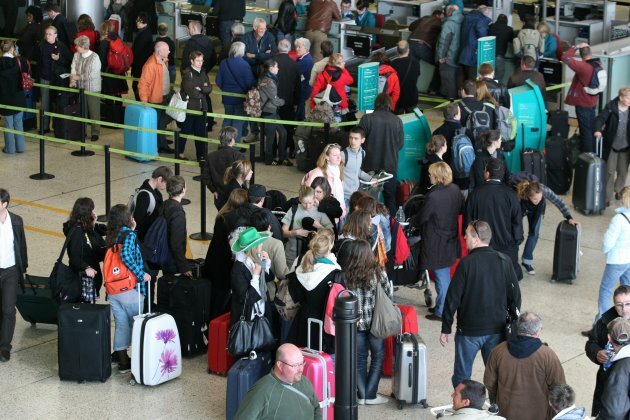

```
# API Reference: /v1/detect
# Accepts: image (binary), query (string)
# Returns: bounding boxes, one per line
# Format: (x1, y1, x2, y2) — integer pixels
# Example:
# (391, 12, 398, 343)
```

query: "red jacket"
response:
(562, 46, 599, 108)
(379, 64, 400, 110)
(310, 65, 354, 110)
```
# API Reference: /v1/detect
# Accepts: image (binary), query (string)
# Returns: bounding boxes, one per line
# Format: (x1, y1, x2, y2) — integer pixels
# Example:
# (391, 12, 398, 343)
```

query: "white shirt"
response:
(0, 213, 16, 268)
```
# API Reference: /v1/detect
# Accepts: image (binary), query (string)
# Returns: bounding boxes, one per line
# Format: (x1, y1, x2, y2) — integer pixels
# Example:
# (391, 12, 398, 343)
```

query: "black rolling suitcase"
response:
(100, 100, 124, 127)
(572, 137, 606, 215)
(520, 124, 546, 184)
(548, 110, 569, 138)
(58, 304, 111, 382)
(157, 274, 212, 357)
(551, 221, 580, 283)
(54, 102, 82, 141)
(545, 136, 573, 195)
(16, 275, 59, 326)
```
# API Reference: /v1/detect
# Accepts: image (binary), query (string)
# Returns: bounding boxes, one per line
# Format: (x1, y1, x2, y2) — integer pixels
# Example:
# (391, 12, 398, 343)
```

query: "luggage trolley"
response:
(359, 171, 393, 200)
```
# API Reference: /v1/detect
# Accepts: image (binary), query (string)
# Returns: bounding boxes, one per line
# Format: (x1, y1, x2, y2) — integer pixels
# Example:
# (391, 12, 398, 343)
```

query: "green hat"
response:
(231, 227, 270, 253)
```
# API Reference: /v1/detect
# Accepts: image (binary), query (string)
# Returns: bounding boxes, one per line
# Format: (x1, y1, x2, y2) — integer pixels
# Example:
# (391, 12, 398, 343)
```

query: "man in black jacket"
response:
(440, 219, 520, 388)
(459, 80, 495, 142)
(584, 285, 630, 417)
(275, 39, 301, 158)
(131, 12, 154, 101)
(0, 188, 28, 363)
(599, 317, 630, 419)
(359, 93, 404, 215)
(44, 4, 74, 47)
(214, 0, 246, 48)
(132, 166, 172, 241)
(391, 40, 420, 114)
(478, 63, 510, 108)
(464, 158, 523, 280)
(487, 14, 514, 83)
(201, 127, 245, 209)
(162, 176, 192, 277)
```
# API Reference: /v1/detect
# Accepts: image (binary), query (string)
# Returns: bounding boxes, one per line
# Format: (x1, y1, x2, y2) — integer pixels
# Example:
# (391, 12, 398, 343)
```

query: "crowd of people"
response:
(1, 1, 630, 419)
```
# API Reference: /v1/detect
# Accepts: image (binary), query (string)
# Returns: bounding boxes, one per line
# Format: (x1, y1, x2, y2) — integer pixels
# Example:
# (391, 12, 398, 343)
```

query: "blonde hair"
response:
(217, 188, 248, 218)
(328, 53, 344, 67)
(537, 22, 550, 34)
(428, 162, 453, 186)
(316, 143, 345, 182)
(620, 186, 630, 209)
(516, 180, 543, 200)
(223, 160, 252, 188)
(619, 87, 630, 98)
(299, 185, 315, 202)
(300, 229, 335, 272)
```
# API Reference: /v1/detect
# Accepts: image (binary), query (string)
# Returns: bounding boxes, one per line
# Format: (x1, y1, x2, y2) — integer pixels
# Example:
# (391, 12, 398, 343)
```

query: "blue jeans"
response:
(494, 55, 505, 84)
(222, 103, 246, 141)
(598, 263, 630, 318)
(357, 330, 384, 400)
(522, 213, 542, 265)
(109, 289, 143, 351)
(453, 333, 503, 388)
(575, 105, 596, 154)
(432, 267, 451, 317)
(3, 113, 24, 153)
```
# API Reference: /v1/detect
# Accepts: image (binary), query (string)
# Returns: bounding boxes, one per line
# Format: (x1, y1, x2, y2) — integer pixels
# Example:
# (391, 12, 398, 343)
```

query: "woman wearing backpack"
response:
(62, 198, 106, 301)
(344, 239, 392, 405)
(468, 129, 511, 192)
(179, 50, 213, 161)
(516, 178, 579, 276)
(513, 14, 544, 64)
(105, 204, 151, 373)
(98, 21, 129, 98)
(310, 53, 354, 112)
(287, 229, 342, 354)
(258, 59, 290, 166)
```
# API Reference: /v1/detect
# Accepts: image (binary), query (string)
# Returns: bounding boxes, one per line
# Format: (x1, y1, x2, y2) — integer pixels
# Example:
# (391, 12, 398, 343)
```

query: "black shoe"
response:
(425, 313, 442, 322)
(90, 135, 99, 142)
(581, 330, 591, 337)
(0, 350, 10, 362)
(159, 146, 176, 154)
(117, 350, 131, 373)
(111, 351, 120, 364)
(615, 192, 621, 201)
(428, 307, 435, 314)
(167, 140, 174, 145)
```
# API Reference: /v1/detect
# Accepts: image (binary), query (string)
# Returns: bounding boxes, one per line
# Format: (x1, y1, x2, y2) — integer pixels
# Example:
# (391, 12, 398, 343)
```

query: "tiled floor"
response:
(0, 84, 625, 419)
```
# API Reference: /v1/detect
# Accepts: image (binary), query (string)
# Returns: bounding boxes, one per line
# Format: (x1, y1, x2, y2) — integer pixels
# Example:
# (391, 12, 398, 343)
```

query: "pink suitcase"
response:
(301, 318, 335, 420)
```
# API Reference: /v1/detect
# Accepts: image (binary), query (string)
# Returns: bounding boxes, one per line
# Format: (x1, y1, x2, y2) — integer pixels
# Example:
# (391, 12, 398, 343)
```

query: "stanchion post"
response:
(192, 137, 207, 182)
(333, 290, 359, 420)
(71, 88, 95, 157)
(30, 108, 55, 180)
(97, 145, 112, 222)
(173, 128, 191, 206)
(189, 159, 212, 241)
(249, 144, 256, 185)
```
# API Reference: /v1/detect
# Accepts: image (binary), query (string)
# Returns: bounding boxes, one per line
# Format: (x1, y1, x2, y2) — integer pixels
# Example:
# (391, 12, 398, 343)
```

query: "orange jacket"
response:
(138, 54, 168, 104)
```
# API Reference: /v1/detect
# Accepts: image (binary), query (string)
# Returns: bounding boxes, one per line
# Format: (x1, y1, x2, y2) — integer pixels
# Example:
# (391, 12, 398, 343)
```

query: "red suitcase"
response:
(383, 305, 418, 376)
(207, 312, 236, 375)
(301, 318, 335, 420)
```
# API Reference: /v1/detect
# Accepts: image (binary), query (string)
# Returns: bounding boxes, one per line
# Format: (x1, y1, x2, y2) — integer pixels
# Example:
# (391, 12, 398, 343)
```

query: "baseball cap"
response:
(248, 184, 267, 199)
(608, 317, 630, 345)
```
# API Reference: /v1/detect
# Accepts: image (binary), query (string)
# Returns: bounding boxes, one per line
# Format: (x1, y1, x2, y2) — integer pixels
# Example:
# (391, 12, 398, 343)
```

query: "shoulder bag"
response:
(49, 227, 81, 304)
(370, 276, 402, 339)
(227, 290, 276, 356)
(166, 90, 188, 123)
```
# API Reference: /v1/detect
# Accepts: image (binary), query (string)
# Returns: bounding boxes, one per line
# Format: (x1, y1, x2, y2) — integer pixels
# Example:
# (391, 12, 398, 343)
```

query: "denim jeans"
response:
(575, 105, 596, 154)
(453, 333, 503, 388)
(598, 263, 630, 318)
(262, 113, 287, 164)
(357, 330, 385, 400)
(3, 113, 25, 153)
(222, 103, 246, 141)
(109, 289, 143, 351)
(432, 267, 451, 317)
(522, 213, 542, 265)
(494, 56, 506, 84)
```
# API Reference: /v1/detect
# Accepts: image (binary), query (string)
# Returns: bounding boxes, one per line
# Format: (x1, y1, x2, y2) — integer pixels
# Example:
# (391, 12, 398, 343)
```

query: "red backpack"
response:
(103, 232, 137, 295)
(107, 37, 133, 74)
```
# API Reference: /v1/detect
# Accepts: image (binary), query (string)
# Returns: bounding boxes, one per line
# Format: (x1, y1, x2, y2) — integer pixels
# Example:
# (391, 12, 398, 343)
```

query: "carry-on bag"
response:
(225, 351, 274, 420)
(22, 89, 37, 131)
(131, 281, 182, 386)
(551, 221, 581, 283)
(392, 333, 428, 409)
(545, 135, 573, 195)
(548, 110, 569, 139)
(208, 312, 236, 375)
(17, 274, 59, 326)
(520, 124, 546, 184)
(301, 318, 335, 420)
(101, 100, 125, 126)
(157, 274, 211, 357)
(123, 104, 158, 162)
(54, 100, 82, 141)
(58, 303, 111, 382)
(383, 304, 419, 376)
(573, 136, 606, 215)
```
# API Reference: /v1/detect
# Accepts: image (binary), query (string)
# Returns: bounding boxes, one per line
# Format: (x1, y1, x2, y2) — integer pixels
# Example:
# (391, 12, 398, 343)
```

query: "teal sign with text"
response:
(477, 36, 496, 75)
(358, 62, 379, 111)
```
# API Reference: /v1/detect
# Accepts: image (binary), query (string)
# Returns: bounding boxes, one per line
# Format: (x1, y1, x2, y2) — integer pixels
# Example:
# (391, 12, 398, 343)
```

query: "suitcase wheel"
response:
(129, 376, 137, 386)
(421, 399, 428, 408)
(424, 289, 434, 308)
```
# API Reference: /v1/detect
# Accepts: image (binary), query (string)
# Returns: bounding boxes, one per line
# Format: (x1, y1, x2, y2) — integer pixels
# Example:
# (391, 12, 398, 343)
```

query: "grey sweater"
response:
(259, 76, 285, 114)
(343, 147, 372, 200)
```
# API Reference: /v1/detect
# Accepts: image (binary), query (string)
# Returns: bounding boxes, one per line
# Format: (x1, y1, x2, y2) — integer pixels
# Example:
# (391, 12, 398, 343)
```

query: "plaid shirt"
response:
(117, 227, 146, 296)
(350, 271, 393, 331)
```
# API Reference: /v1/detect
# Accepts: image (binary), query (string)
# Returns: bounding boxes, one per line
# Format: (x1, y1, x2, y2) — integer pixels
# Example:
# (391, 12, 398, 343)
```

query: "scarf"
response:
(235, 253, 271, 319)
(326, 164, 345, 213)
(266, 72, 279, 84)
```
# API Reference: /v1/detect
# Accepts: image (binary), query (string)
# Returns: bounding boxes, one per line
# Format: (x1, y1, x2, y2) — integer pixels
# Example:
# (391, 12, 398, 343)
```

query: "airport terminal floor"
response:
(0, 98, 627, 419)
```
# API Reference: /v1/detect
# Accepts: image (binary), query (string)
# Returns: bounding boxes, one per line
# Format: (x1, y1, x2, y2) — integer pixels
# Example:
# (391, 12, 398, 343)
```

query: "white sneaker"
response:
(365, 395, 389, 405)
(357, 399, 365, 405)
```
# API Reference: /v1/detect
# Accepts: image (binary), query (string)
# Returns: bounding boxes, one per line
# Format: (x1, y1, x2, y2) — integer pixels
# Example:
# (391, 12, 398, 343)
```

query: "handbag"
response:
(227, 291, 276, 356)
(16, 58, 34, 91)
(166, 90, 188, 123)
(370, 277, 402, 339)
(49, 228, 81, 304)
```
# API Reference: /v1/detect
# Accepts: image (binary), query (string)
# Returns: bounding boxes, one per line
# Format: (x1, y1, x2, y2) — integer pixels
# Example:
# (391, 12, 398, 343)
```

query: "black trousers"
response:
(0, 265, 18, 352)
(494, 244, 523, 281)
(382, 173, 398, 216)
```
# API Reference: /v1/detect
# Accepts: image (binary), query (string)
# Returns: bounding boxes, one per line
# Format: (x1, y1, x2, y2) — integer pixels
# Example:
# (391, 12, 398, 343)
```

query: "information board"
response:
(358, 62, 379, 111)
(477, 36, 496, 75)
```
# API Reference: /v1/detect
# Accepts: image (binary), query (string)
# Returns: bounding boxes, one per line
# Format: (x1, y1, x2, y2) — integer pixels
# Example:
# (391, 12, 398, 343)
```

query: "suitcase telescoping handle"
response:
(596, 135, 603, 159)
(137, 274, 151, 316)
(307, 318, 324, 352)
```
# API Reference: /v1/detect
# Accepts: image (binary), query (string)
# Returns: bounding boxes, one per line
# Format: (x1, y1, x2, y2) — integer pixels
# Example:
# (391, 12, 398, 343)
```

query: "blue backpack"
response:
(451, 128, 475, 179)
(142, 216, 171, 267)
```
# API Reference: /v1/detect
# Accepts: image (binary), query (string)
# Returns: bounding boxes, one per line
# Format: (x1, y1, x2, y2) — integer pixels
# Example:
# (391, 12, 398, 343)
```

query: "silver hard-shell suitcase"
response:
(392, 333, 428, 410)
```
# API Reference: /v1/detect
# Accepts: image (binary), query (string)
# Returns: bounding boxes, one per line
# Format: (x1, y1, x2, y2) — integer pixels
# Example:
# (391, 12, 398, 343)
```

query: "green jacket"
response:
(235, 372, 322, 420)
(436, 10, 464, 67)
